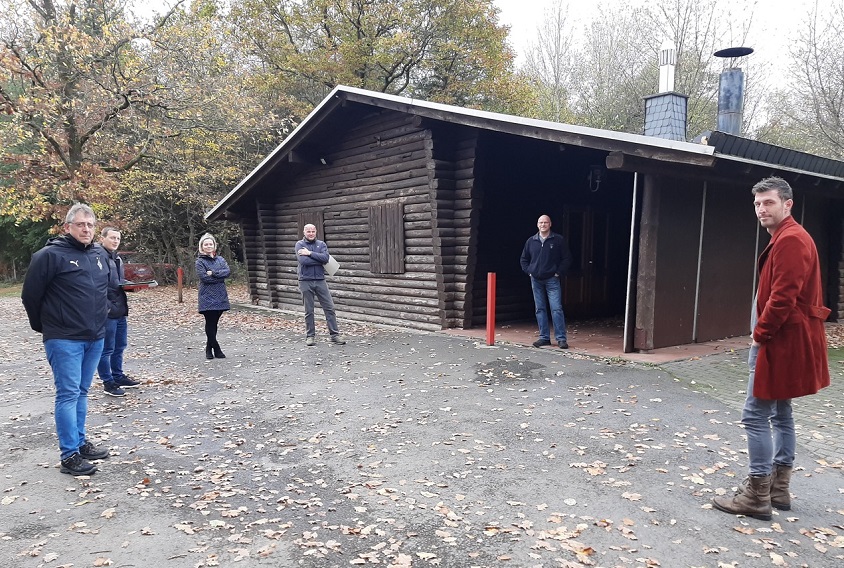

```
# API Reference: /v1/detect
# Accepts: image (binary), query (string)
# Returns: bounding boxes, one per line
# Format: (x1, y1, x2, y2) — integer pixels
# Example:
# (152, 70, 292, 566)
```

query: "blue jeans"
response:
(97, 316, 127, 383)
(44, 338, 104, 459)
(742, 345, 795, 476)
(299, 279, 340, 337)
(530, 276, 567, 343)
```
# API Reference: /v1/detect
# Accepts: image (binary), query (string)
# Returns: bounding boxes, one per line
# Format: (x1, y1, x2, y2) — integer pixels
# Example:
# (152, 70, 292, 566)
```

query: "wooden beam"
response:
(607, 151, 844, 194)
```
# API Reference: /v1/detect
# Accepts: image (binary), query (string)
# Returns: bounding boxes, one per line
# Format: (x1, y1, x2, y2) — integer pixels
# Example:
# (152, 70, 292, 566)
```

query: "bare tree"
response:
(570, 1, 655, 132)
(788, 0, 844, 157)
(522, 2, 576, 123)
(522, 0, 762, 138)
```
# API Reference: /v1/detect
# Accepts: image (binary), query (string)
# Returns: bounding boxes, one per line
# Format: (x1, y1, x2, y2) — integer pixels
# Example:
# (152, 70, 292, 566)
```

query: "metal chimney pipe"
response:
(717, 67, 745, 135)
(658, 40, 676, 93)
(713, 46, 753, 135)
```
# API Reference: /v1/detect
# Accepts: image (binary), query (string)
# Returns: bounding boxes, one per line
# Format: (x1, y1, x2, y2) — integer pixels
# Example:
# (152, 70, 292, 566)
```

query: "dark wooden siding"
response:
(635, 174, 702, 349)
(245, 111, 446, 330)
(429, 127, 480, 328)
(242, 208, 281, 308)
(838, 224, 844, 321)
(297, 211, 325, 241)
(241, 216, 264, 305)
(695, 181, 757, 341)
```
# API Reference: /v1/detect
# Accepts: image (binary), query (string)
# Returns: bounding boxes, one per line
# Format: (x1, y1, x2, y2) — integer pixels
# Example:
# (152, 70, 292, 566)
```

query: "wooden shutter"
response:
(369, 202, 404, 274)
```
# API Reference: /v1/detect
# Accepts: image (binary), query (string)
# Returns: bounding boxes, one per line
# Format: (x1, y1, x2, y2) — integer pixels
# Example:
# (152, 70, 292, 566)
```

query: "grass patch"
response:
(829, 346, 844, 364)
(0, 282, 22, 298)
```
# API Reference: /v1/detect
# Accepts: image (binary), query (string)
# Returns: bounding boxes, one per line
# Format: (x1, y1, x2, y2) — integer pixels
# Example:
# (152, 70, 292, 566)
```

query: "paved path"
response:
(2, 291, 843, 568)
(661, 348, 844, 465)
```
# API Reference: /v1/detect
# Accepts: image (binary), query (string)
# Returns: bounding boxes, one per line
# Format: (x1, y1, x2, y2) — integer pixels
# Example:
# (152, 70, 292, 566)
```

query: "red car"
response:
(120, 252, 158, 291)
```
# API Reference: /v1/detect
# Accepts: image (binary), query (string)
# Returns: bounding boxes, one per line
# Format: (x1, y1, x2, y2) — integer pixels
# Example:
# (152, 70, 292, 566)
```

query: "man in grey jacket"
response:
(295, 224, 345, 346)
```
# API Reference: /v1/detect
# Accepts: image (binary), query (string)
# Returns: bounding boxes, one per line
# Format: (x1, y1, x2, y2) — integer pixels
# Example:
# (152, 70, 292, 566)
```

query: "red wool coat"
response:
(753, 216, 830, 400)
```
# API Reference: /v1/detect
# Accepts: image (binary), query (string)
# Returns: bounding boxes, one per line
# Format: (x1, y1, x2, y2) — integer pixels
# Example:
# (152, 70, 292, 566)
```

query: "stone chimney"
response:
(644, 40, 688, 141)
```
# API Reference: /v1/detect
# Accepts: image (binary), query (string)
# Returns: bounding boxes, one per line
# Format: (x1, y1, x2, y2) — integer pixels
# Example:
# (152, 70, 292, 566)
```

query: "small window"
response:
(369, 202, 404, 274)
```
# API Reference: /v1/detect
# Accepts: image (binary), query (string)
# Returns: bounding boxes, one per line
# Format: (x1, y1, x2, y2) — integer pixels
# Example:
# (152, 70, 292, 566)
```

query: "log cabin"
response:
(206, 86, 844, 352)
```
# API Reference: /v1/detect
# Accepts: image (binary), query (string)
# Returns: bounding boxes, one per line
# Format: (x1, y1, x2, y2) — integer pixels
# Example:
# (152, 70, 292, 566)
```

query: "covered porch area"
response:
(445, 319, 750, 364)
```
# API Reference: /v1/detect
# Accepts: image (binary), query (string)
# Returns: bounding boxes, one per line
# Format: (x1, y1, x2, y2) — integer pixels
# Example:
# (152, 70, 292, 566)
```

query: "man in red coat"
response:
(713, 177, 830, 520)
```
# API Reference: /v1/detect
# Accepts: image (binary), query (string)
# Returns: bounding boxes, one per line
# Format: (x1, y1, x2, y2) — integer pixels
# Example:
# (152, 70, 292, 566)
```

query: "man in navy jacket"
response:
(520, 214, 573, 349)
(22, 203, 111, 476)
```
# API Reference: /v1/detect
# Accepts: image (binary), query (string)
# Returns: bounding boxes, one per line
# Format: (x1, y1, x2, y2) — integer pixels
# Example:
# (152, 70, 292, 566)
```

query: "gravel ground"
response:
(1, 287, 843, 568)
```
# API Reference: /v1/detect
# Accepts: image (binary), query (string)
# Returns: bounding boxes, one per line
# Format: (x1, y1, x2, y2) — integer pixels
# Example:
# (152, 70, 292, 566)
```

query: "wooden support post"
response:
(486, 272, 496, 346)
(177, 267, 184, 303)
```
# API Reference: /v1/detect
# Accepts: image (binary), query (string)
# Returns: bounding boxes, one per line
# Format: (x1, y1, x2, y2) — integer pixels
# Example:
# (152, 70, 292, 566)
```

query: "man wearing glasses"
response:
(22, 203, 112, 476)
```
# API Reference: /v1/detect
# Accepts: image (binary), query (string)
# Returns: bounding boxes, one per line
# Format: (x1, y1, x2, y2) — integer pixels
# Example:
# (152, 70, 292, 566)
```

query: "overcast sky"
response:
(493, 0, 820, 76)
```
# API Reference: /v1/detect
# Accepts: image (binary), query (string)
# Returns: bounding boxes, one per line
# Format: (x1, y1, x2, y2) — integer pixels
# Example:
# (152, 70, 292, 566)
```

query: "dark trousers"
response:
(202, 310, 223, 347)
(298, 279, 340, 337)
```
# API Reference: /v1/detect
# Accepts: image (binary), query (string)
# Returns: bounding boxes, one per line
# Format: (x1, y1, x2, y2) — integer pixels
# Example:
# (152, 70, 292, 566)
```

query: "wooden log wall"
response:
(428, 127, 480, 328)
(241, 217, 269, 306)
(243, 111, 449, 331)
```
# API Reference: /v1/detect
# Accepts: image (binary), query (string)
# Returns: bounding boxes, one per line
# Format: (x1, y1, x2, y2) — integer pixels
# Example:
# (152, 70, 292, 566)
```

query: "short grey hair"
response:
(751, 177, 793, 201)
(65, 203, 96, 224)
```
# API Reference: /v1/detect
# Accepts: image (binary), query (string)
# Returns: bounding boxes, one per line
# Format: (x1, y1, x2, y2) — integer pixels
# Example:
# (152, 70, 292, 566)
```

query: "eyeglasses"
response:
(70, 222, 95, 229)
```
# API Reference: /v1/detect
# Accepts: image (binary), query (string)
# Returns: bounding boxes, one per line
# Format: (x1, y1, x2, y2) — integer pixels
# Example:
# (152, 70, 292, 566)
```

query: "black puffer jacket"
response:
(22, 235, 110, 340)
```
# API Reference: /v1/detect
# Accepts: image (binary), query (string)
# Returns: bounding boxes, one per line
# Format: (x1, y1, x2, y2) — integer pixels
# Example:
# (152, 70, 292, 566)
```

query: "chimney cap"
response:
(714, 46, 753, 58)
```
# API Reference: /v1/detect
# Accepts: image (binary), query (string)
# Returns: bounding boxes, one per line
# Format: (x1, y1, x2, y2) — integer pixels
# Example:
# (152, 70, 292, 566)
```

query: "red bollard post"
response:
(177, 267, 184, 303)
(486, 272, 496, 346)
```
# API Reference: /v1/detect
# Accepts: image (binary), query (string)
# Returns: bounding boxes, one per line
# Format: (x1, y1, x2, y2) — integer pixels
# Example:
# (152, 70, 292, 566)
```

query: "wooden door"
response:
(560, 208, 611, 318)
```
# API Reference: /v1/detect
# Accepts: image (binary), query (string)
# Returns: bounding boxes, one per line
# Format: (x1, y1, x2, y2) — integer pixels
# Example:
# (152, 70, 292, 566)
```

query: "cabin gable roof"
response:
(207, 85, 844, 220)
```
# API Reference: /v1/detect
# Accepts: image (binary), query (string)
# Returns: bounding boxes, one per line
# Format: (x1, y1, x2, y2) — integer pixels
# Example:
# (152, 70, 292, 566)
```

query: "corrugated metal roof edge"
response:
(707, 130, 844, 180)
(713, 152, 844, 183)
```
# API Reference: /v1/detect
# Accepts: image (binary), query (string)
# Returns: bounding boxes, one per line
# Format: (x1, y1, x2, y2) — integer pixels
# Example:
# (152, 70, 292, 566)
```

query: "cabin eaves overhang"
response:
(206, 86, 844, 220)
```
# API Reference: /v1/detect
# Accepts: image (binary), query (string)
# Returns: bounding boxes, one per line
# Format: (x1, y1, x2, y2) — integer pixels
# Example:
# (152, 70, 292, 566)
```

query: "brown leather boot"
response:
(770, 464, 792, 511)
(712, 474, 772, 521)
(738, 465, 793, 511)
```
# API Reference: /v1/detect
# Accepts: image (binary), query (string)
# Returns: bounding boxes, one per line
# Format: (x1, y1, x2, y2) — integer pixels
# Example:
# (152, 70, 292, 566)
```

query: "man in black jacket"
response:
(97, 227, 140, 397)
(22, 203, 111, 475)
(520, 214, 573, 349)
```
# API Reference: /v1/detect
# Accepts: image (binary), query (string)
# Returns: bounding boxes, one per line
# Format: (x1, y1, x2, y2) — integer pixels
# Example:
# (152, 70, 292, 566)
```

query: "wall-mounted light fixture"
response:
(588, 165, 605, 193)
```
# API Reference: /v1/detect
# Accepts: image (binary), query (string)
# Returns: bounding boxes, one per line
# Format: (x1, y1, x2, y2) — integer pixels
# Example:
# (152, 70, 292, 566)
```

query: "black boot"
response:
(205, 343, 214, 360)
(212, 341, 226, 359)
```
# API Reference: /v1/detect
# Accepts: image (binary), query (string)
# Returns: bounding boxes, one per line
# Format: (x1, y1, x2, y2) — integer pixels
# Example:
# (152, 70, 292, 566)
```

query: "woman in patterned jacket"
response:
(196, 233, 231, 359)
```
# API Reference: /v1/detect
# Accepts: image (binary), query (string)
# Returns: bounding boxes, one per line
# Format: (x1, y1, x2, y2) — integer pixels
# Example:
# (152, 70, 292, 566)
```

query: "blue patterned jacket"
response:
(196, 254, 231, 312)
